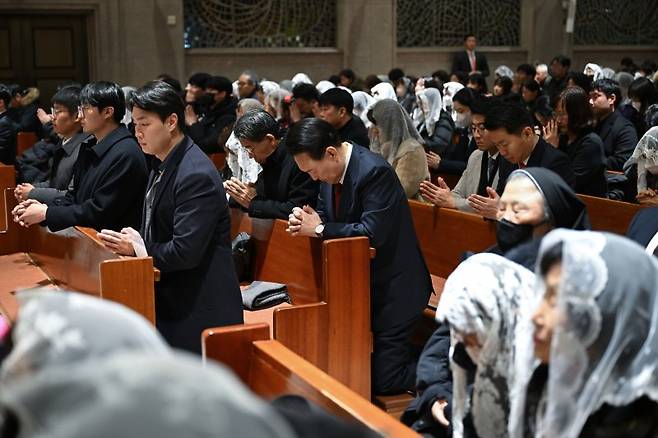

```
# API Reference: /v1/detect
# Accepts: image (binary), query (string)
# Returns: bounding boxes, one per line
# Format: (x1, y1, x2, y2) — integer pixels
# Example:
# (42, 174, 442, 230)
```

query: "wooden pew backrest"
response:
(203, 324, 417, 437)
(578, 194, 644, 235)
(409, 200, 497, 278)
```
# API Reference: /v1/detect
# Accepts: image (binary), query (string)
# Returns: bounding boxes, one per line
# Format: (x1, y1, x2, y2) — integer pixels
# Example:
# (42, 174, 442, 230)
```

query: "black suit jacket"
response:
(559, 132, 607, 197)
(0, 112, 16, 165)
(143, 136, 243, 353)
(318, 145, 432, 332)
(46, 126, 148, 232)
(188, 97, 237, 154)
(338, 116, 370, 149)
(248, 139, 319, 219)
(497, 136, 576, 193)
(626, 207, 658, 249)
(595, 110, 638, 171)
(451, 50, 490, 77)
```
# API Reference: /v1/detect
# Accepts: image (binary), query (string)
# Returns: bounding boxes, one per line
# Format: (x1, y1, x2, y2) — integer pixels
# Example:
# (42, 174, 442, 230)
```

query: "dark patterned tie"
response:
(333, 183, 342, 216)
(144, 170, 163, 242)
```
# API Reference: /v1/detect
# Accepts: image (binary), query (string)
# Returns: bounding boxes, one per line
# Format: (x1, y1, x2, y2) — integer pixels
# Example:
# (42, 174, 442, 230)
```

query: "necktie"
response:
(469, 51, 476, 71)
(488, 156, 496, 181)
(333, 183, 342, 216)
(144, 170, 163, 241)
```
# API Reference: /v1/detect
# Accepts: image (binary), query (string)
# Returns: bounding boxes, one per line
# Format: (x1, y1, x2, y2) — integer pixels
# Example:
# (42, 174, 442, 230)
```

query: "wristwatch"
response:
(314, 223, 325, 238)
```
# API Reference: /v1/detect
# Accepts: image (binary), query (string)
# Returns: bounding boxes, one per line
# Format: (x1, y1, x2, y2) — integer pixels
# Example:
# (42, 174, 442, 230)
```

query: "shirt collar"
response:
(339, 142, 353, 184)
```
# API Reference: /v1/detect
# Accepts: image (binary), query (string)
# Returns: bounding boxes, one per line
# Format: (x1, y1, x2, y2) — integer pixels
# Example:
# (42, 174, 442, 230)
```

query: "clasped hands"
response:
(224, 177, 257, 209)
(11, 199, 47, 228)
(286, 205, 322, 237)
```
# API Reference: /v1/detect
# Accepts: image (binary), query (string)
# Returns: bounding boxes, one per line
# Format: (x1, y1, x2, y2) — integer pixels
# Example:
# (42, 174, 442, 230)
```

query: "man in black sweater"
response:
(185, 75, 237, 154)
(224, 109, 318, 219)
(318, 88, 370, 148)
(12, 81, 148, 231)
(590, 78, 638, 171)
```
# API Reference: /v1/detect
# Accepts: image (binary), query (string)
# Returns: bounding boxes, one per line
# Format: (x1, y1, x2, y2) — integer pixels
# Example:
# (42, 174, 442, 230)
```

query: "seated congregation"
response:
(1, 47, 658, 437)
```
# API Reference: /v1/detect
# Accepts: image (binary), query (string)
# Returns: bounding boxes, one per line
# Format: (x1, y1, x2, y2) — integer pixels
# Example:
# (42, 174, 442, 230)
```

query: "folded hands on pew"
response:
(97, 228, 147, 257)
(14, 183, 34, 203)
(467, 187, 499, 219)
(12, 199, 47, 227)
(287, 205, 321, 237)
(420, 178, 455, 208)
(223, 177, 256, 209)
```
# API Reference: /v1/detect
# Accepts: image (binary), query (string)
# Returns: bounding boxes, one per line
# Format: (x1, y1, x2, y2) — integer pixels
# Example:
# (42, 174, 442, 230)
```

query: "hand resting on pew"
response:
(11, 199, 47, 227)
(286, 205, 322, 237)
(97, 228, 147, 257)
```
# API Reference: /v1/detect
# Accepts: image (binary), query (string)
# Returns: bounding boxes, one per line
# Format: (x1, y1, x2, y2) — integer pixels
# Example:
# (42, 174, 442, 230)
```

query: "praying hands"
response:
(467, 187, 500, 219)
(224, 177, 257, 209)
(419, 178, 455, 208)
(286, 205, 322, 237)
(12, 199, 47, 228)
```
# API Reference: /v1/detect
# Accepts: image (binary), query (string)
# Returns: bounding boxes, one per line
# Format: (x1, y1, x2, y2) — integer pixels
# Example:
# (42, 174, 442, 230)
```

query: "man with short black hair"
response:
(186, 75, 237, 154)
(14, 85, 89, 204)
(12, 81, 148, 231)
(485, 102, 575, 191)
(0, 84, 16, 165)
(97, 81, 243, 353)
(546, 55, 571, 107)
(184, 72, 211, 104)
(291, 83, 320, 121)
(318, 88, 369, 148)
(590, 78, 638, 171)
(225, 109, 318, 219)
(285, 118, 432, 395)
(515, 63, 537, 93)
(451, 34, 490, 77)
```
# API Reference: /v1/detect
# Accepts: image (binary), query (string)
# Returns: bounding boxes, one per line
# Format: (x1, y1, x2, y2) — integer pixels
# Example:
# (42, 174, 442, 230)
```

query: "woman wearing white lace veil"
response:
(442, 81, 465, 113)
(435, 253, 537, 438)
(627, 126, 658, 203)
(316, 80, 335, 94)
(352, 91, 375, 128)
(370, 82, 397, 104)
(510, 229, 658, 437)
(291, 72, 313, 86)
(584, 63, 603, 81)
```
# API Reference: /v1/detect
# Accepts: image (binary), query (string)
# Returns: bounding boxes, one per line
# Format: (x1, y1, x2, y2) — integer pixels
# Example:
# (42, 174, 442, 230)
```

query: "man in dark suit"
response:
(286, 118, 432, 395)
(225, 109, 318, 219)
(545, 55, 570, 108)
(484, 102, 576, 193)
(98, 81, 243, 353)
(185, 75, 237, 154)
(0, 85, 17, 165)
(13, 81, 148, 232)
(591, 78, 638, 171)
(626, 207, 658, 255)
(318, 88, 370, 148)
(451, 34, 490, 78)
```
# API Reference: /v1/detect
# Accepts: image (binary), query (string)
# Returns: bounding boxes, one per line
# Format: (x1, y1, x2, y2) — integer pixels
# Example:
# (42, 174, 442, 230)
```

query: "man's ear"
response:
(325, 145, 338, 159)
(102, 106, 115, 121)
(167, 113, 178, 132)
(338, 107, 347, 118)
(609, 93, 617, 108)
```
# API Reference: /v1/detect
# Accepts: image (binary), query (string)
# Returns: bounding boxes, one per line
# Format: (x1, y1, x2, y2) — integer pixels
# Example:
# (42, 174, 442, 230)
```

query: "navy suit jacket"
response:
(318, 145, 432, 332)
(143, 136, 243, 353)
(451, 50, 490, 77)
(626, 207, 658, 249)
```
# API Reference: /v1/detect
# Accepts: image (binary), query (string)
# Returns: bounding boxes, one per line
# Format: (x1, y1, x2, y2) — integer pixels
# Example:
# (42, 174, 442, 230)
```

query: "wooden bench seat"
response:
(0, 165, 156, 325)
(578, 194, 644, 235)
(203, 323, 419, 437)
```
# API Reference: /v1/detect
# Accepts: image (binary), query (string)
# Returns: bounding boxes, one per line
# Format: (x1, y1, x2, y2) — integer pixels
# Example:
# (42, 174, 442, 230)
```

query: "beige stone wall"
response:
(1, 0, 656, 87)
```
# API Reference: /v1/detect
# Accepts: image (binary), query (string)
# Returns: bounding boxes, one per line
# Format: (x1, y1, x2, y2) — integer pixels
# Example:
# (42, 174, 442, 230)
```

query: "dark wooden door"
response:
(0, 13, 89, 105)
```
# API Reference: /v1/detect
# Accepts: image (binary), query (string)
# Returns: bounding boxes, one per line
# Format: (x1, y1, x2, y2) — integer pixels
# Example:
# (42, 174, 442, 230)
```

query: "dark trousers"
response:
(372, 314, 421, 395)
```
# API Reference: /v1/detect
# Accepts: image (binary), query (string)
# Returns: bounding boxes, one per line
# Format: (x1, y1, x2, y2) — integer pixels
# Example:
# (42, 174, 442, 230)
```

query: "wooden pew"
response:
(203, 323, 418, 437)
(578, 194, 644, 235)
(0, 164, 156, 325)
(228, 208, 373, 398)
(16, 132, 38, 157)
